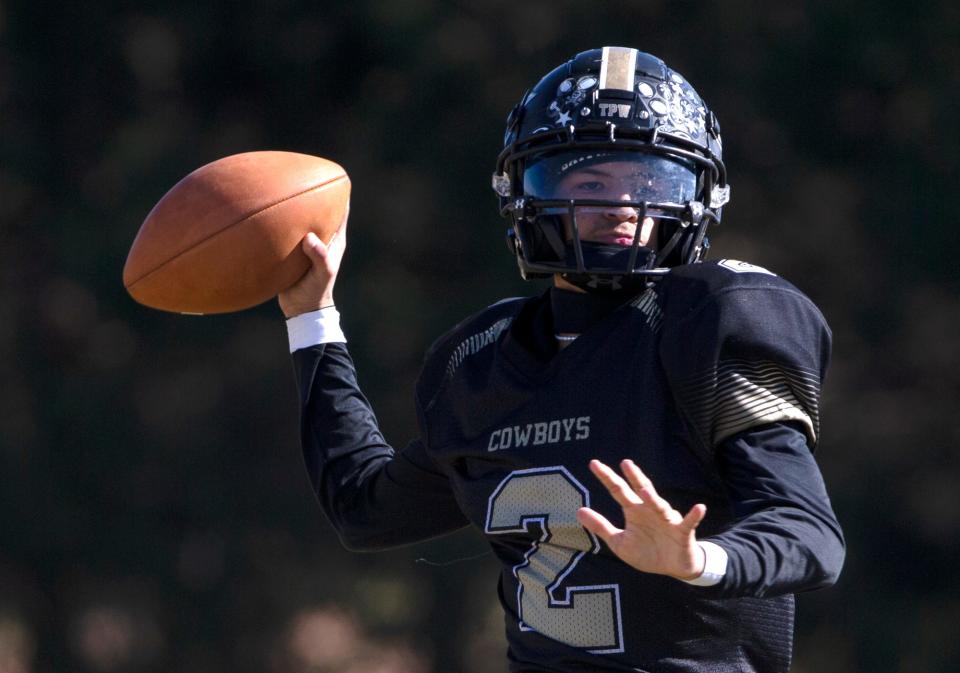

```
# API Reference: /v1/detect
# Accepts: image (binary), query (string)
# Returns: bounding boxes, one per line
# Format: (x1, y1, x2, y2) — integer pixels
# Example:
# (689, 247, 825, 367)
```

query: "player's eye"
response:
(574, 180, 605, 192)
(630, 175, 668, 198)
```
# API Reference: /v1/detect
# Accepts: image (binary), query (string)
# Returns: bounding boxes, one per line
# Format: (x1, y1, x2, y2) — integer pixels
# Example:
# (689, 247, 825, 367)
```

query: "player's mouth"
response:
(592, 230, 638, 246)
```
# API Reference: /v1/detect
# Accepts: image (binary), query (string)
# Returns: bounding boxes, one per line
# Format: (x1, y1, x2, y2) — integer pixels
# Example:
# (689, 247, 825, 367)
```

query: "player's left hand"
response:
(577, 459, 707, 581)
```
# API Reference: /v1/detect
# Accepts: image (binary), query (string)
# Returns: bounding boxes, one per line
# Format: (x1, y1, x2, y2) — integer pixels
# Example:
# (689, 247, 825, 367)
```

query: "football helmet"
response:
(493, 47, 730, 291)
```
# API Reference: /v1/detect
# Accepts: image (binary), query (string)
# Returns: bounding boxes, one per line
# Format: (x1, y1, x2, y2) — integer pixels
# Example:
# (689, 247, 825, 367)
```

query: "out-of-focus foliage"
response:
(1, 1, 958, 671)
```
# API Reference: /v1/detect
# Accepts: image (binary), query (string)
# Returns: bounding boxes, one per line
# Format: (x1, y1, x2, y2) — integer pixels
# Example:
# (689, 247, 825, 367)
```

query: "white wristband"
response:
(286, 306, 346, 353)
(681, 541, 728, 587)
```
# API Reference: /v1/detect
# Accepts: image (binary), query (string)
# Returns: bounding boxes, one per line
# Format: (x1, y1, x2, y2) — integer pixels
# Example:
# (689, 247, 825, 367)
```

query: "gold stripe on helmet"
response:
(598, 46, 638, 92)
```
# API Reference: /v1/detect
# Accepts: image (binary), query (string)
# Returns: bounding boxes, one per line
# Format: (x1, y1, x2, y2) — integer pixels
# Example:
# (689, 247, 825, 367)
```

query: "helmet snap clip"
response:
(682, 201, 705, 227)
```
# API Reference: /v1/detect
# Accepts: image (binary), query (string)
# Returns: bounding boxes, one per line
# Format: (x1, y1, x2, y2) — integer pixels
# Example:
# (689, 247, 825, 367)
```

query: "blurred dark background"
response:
(1, 1, 958, 671)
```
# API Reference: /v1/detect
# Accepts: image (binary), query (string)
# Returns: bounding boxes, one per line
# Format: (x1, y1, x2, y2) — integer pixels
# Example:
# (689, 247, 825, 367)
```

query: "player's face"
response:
(553, 162, 658, 248)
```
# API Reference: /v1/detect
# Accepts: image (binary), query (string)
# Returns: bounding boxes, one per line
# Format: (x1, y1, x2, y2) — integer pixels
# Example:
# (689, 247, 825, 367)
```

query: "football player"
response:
(279, 47, 844, 672)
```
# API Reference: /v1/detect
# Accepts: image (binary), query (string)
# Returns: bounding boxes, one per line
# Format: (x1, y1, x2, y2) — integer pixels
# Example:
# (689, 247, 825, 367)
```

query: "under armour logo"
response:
(587, 275, 623, 290)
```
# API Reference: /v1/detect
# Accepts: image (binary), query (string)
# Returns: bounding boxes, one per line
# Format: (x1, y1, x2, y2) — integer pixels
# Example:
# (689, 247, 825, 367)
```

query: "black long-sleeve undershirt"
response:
(295, 343, 468, 551)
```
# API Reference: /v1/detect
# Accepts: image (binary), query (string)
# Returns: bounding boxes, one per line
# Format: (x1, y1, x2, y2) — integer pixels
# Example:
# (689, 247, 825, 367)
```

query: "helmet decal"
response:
(654, 80, 707, 140)
(549, 78, 597, 125)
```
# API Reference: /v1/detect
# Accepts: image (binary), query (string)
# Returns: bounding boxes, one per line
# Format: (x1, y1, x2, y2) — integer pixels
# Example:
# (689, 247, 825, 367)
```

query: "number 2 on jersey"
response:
(485, 466, 624, 653)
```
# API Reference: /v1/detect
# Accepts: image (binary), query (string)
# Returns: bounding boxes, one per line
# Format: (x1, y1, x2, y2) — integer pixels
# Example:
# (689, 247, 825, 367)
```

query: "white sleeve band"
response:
(681, 541, 729, 587)
(286, 306, 346, 353)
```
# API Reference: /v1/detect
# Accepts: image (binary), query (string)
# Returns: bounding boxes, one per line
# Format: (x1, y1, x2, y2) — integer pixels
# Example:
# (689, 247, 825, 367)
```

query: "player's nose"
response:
(603, 198, 639, 223)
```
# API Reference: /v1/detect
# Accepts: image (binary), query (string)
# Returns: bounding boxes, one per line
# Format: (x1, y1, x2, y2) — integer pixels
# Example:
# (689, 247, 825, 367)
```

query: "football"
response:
(123, 151, 350, 314)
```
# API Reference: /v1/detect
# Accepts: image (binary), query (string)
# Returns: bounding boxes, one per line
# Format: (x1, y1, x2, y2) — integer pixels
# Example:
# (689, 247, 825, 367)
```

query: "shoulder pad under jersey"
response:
(659, 261, 831, 451)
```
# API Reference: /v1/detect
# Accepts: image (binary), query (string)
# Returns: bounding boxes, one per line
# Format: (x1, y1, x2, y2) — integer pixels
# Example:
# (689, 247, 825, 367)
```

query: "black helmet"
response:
(493, 47, 729, 292)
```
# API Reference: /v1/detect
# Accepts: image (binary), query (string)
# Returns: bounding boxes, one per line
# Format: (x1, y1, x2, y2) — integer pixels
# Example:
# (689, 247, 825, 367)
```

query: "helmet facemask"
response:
(511, 149, 708, 291)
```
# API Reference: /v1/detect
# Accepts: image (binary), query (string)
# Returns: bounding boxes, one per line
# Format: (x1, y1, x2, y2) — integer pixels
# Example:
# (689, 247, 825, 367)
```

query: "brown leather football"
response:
(123, 151, 350, 314)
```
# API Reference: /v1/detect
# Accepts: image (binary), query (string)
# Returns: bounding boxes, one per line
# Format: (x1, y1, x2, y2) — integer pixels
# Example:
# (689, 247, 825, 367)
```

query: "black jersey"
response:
(293, 260, 844, 673)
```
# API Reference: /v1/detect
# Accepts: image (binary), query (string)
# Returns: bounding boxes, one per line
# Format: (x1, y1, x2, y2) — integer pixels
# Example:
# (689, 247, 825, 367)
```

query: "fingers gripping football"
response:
(576, 459, 707, 581)
(278, 206, 349, 318)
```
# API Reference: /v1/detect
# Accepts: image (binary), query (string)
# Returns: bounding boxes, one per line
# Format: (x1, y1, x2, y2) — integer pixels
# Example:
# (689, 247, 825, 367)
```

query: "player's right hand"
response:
(278, 209, 348, 319)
